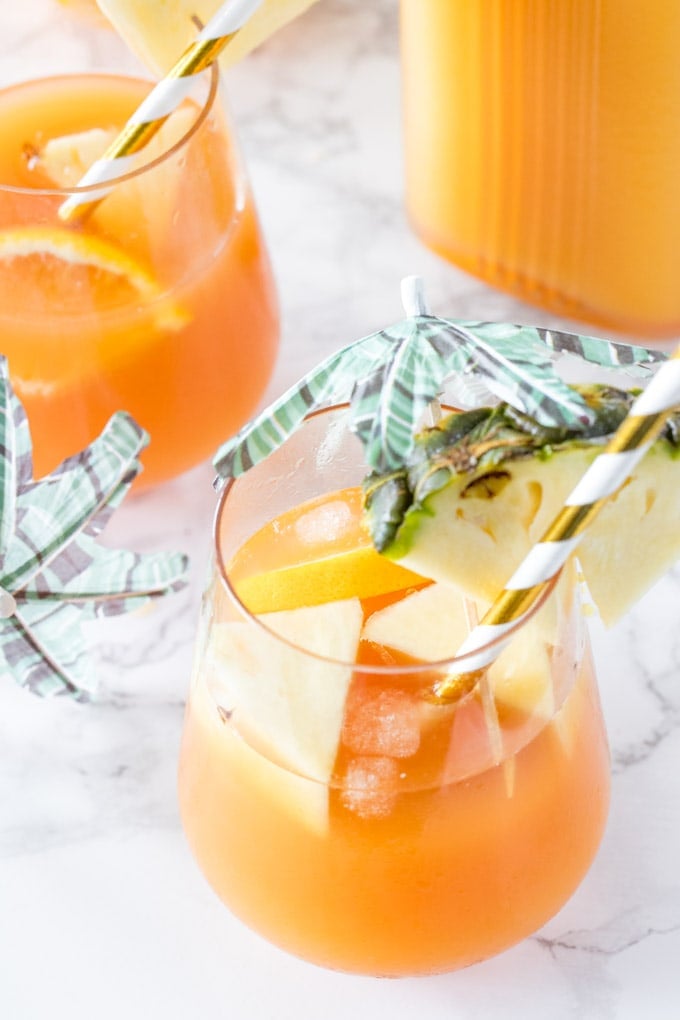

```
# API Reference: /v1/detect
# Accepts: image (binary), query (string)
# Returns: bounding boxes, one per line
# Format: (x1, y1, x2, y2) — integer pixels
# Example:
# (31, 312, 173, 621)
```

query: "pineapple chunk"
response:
(38, 108, 196, 264)
(209, 598, 362, 783)
(40, 127, 117, 186)
(363, 583, 553, 716)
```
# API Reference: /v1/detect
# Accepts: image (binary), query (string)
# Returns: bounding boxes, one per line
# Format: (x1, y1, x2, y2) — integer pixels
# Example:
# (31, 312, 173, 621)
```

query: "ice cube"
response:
(341, 756, 400, 819)
(294, 499, 353, 545)
(342, 687, 420, 757)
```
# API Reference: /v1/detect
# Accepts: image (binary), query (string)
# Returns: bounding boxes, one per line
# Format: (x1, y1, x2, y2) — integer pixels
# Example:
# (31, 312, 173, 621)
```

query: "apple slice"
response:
(208, 598, 363, 785)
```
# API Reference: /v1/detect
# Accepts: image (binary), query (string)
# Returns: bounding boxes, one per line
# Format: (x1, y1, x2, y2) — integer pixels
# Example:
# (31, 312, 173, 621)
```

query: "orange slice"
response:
(227, 487, 427, 614)
(0, 224, 185, 329)
(234, 546, 426, 614)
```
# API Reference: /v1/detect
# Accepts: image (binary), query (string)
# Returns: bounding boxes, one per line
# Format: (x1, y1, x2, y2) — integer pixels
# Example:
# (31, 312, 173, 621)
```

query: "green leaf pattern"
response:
(213, 342, 374, 479)
(443, 320, 595, 426)
(534, 326, 667, 372)
(350, 320, 465, 472)
(0, 357, 189, 699)
(213, 306, 668, 480)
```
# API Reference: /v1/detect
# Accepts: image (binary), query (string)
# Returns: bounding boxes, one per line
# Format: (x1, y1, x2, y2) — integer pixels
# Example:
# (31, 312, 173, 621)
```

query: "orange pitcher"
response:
(401, 0, 680, 338)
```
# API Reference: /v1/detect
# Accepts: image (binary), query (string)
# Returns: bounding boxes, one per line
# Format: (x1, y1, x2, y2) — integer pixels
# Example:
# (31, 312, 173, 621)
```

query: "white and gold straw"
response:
(59, 0, 263, 222)
(434, 347, 680, 701)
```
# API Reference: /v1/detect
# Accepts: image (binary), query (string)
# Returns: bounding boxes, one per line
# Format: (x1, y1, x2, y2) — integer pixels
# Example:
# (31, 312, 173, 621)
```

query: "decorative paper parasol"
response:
(0, 357, 188, 700)
(214, 278, 666, 480)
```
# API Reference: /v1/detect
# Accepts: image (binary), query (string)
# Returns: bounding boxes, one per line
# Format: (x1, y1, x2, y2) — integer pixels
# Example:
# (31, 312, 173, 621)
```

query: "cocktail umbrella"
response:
(214, 278, 665, 480)
(0, 357, 188, 700)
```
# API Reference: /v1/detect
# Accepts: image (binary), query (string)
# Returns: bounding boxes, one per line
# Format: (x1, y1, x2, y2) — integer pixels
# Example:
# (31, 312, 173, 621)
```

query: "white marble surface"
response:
(2, 2, 680, 1018)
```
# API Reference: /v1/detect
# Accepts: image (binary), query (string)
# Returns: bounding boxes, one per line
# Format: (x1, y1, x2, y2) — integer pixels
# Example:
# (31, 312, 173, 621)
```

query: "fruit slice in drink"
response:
(229, 486, 427, 613)
(35, 108, 196, 263)
(364, 384, 680, 625)
(362, 581, 555, 720)
(206, 596, 363, 835)
(203, 485, 429, 828)
(204, 482, 564, 824)
(97, 0, 320, 74)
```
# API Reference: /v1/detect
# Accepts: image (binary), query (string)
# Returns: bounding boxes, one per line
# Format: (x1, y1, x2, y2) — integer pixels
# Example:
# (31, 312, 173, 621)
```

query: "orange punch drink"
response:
(401, 0, 680, 337)
(0, 67, 278, 487)
(178, 407, 611, 976)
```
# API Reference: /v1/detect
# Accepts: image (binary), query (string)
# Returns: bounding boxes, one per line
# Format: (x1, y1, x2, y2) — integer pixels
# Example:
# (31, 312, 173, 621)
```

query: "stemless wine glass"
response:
(0, 6, 278, 487)
(178, 406, 611, 977)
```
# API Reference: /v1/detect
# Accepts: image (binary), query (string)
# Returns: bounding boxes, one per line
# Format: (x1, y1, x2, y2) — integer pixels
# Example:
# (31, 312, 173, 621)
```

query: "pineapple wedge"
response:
(364, 385, 680, 626)
(97, 1, 320, 76)
(363, 583, 554, 716)
(208, 598, 362, 783)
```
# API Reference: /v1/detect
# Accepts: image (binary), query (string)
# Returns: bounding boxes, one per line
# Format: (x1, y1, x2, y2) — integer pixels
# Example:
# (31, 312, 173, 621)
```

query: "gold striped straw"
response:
(58, 0, 263, 223)
(434, 344, 680, 701)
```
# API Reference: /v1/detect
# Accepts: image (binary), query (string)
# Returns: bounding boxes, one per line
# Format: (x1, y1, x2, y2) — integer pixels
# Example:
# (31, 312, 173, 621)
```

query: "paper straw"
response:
(58, 0, 263, 222)
(434, 346, 680, 701)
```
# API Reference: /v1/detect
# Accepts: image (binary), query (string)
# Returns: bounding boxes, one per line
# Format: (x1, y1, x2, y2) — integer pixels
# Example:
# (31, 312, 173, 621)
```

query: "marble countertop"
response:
(2, 2, 680, 1018)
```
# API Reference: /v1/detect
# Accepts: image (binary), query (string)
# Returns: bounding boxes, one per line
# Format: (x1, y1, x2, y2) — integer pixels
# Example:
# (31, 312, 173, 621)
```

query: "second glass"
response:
(0, 51, 278, 487)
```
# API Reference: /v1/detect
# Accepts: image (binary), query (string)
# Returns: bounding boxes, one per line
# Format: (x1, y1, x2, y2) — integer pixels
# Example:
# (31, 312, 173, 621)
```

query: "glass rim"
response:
(212, 403, 566, 678)
(0, 62, 220, 197)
